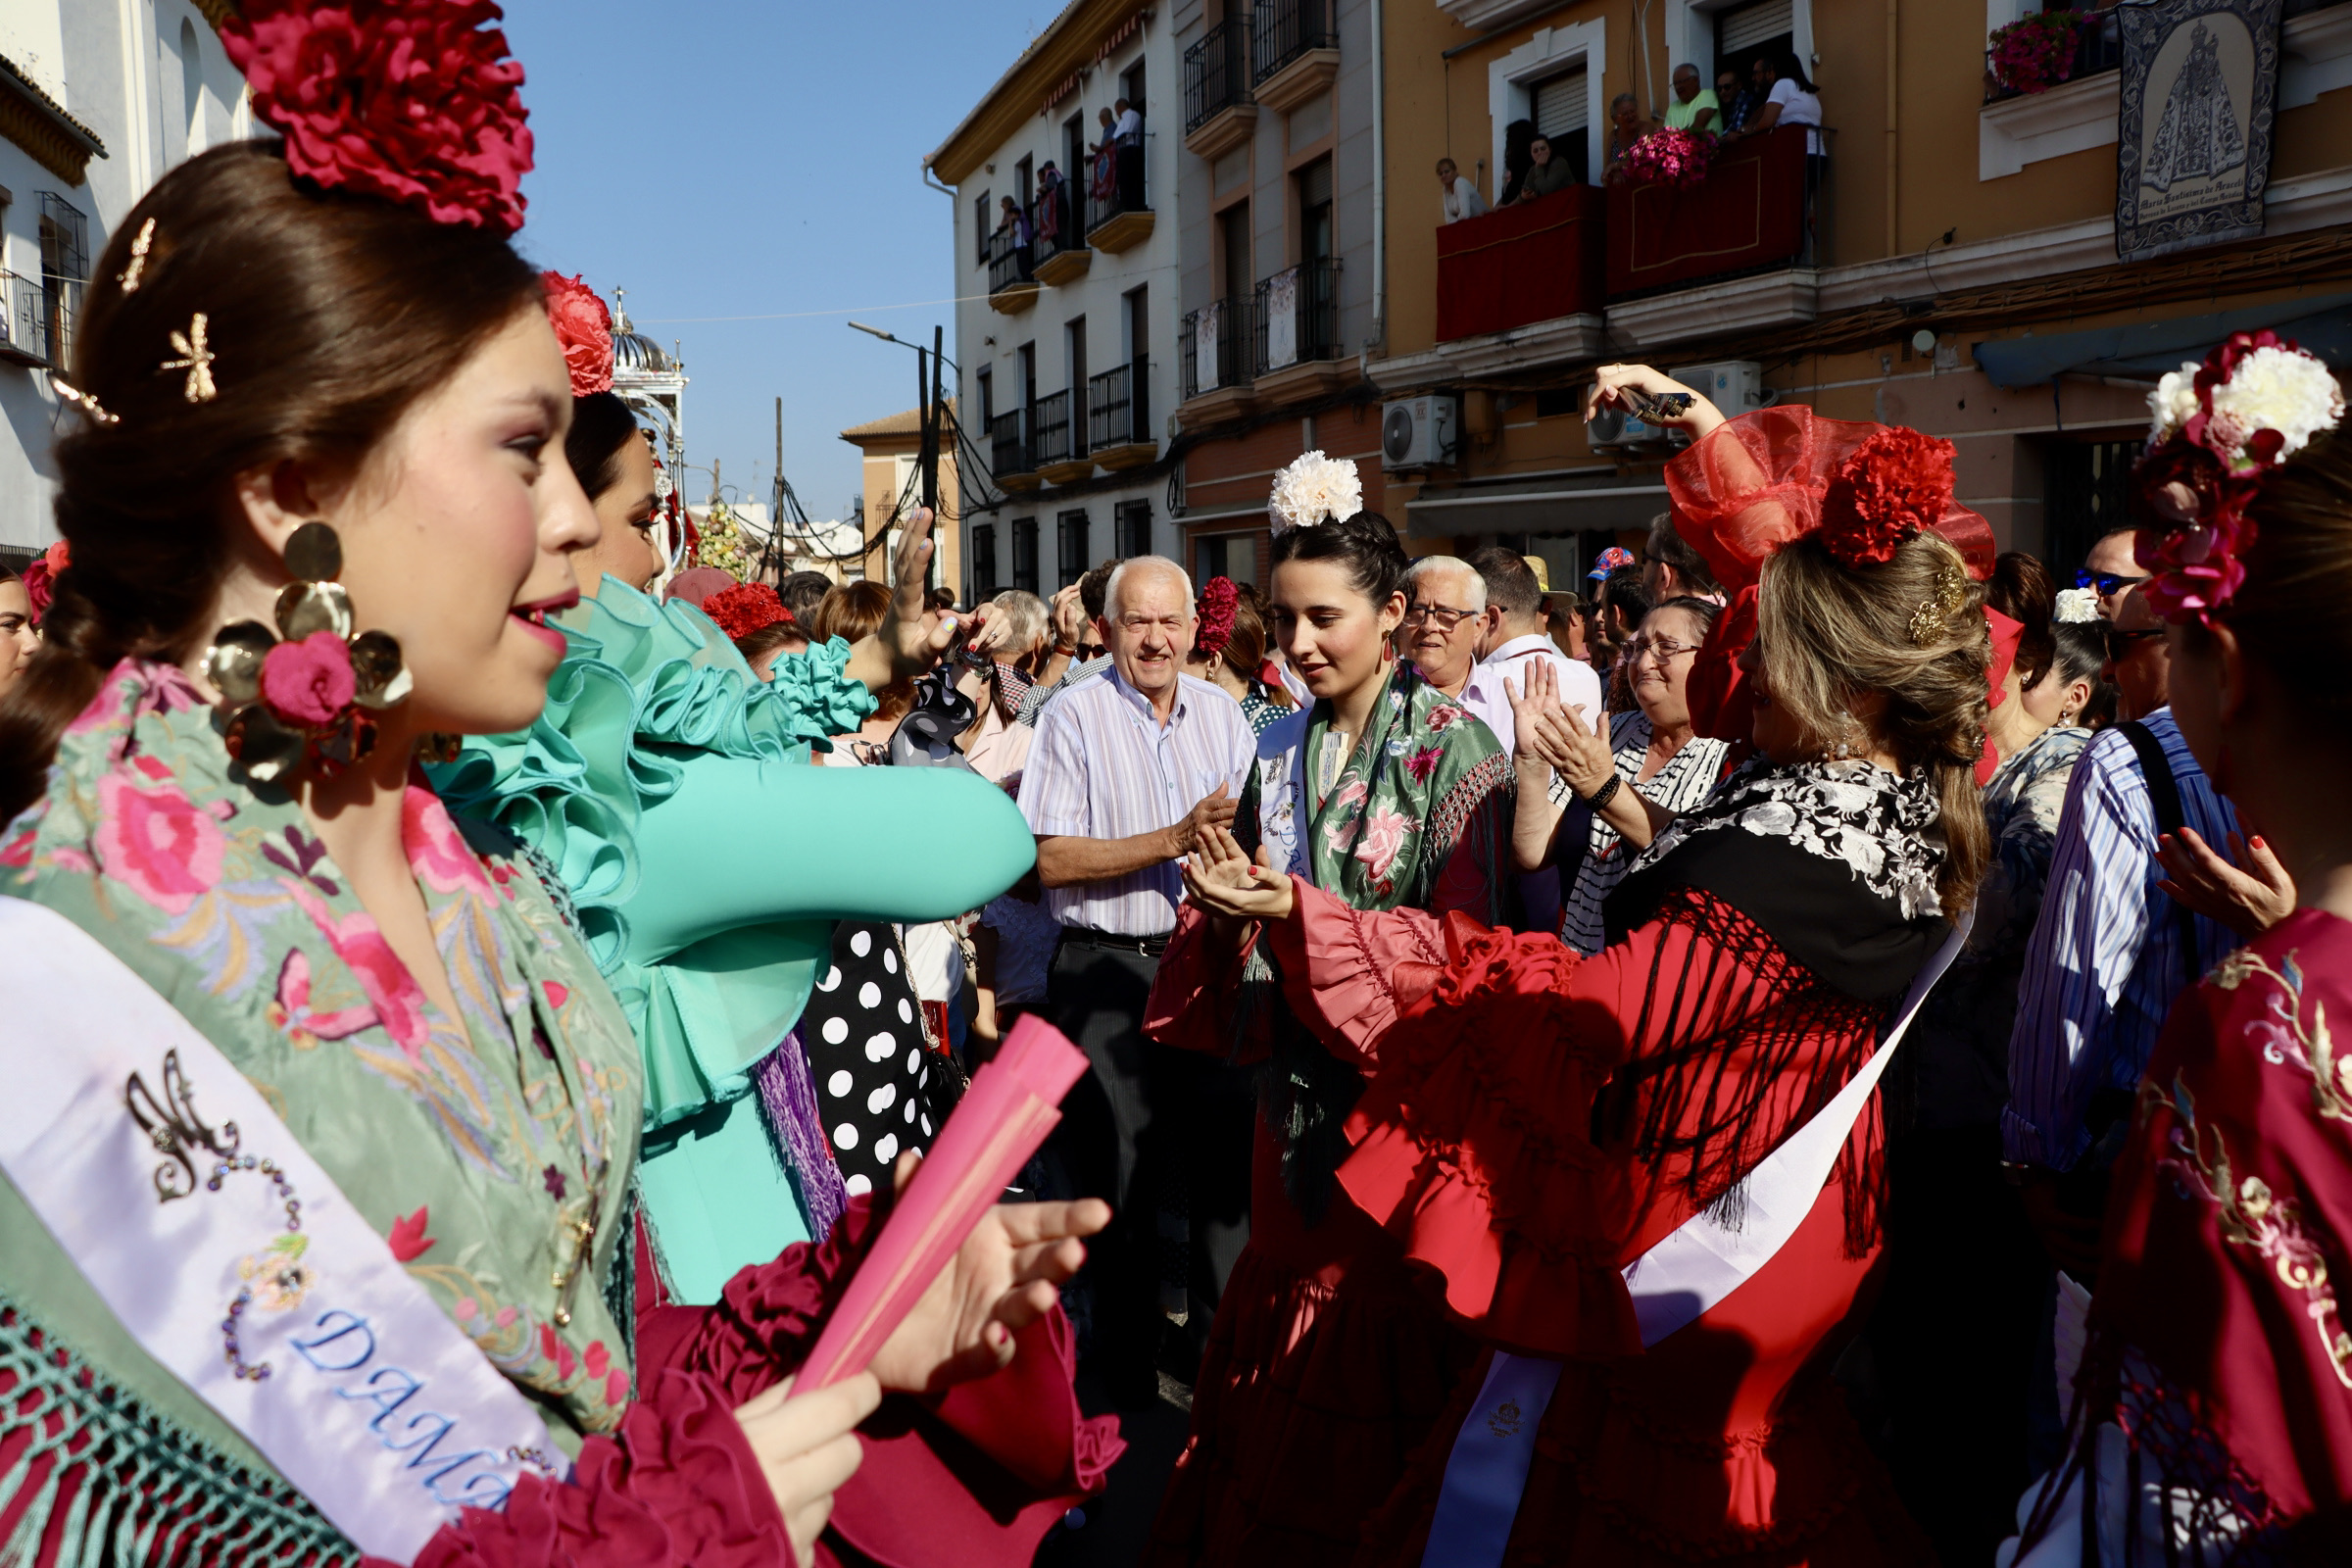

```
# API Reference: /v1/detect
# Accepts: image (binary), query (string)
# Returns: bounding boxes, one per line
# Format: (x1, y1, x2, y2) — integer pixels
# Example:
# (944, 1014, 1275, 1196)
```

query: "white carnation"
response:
(2207, 344, 2345, 463)
(2146, 363, 2202, 442)
(2052, 586, 2100, 623)
(1267, 450, 1364, 535)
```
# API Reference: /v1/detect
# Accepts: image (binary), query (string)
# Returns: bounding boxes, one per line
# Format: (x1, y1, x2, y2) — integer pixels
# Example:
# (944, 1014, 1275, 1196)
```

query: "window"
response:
(37, 193, 86, 368)
(1015, 155, 1033, 211)
(1123, 284, 1150, 363)
(1217, 201, 1251, 299)
(1056, 509, 1091, 588)
(972, 523, 999, 598)
(1012, 517, 1040, 593)
(1195, 532, 1257, 588)
(974, 191, 991, 263)
(1115, 499, 1152, 560)
(1532, 67, 1590, 183)
(975, 365, 993, 426)
(1297, 156, 1333, 264)
(1019, 342, 1037, 409)
(1715, 0, 1794, 88)
(1065, 316, 1087, 455)
(2042, 439, 2141, 576)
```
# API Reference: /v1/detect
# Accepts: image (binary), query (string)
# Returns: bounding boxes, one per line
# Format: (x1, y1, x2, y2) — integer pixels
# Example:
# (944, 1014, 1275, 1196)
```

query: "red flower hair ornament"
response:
(1195, 575, 1240, 660)
(220, 0, 534, 236)
(541, 272, 612, 397)
(1816, 426, 1959, 569)
(20, 540, 66, 627)
(702, 583, 794, 643)
(2132, 330, 2344, 623)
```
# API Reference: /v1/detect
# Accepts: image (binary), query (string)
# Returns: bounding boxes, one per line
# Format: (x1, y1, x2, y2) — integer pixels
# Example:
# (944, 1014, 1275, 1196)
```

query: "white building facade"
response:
(928, 0, 1182, 604)
(0, 0, 251, 564)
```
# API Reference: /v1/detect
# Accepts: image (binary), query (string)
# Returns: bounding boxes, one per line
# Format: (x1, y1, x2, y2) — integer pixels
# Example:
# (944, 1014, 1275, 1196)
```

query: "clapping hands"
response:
(1180, 823, 1296, 920)
(1505, 659, 1614, 799)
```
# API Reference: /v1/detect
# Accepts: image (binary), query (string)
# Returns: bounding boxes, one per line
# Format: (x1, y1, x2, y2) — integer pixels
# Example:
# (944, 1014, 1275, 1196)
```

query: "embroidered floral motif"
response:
(2143, 1071, 2352, 1390)
(387, 1205, 436, 1262)
(2213, 947, 2352, 1123)
(1353, 806, 1415, 885)
(269, 949, 377, 1050)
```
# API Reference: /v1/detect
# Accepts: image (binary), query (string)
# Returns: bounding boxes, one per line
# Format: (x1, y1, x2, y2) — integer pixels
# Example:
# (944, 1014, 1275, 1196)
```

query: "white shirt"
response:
(1018, 669, 1257, 935)
(1768, 78, 1825, 155)
(1460, 633, 1606, 762)
(1113, 107, 1143, 144)
(1442, 178, 1489, 224)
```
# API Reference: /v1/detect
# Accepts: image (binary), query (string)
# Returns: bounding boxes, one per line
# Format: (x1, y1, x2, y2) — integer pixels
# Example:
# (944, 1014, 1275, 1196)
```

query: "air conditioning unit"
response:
(1381, 394, 1458, 470)
(1670, 360, 1766, 415)
(1587, 402, 1685, 452)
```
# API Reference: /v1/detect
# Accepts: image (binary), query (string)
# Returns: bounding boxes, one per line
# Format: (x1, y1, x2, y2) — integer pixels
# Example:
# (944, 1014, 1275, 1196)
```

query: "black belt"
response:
(1057, 925, 1171, 958)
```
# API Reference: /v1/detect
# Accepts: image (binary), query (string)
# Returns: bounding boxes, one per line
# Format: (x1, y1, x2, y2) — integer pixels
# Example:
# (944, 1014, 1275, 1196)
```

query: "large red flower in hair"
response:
(702, 583, 793, 643)
(541, 272, 612, 397)
(1195, 576, 1240, 660)
(1816, 426, 1957, 567)
(221, 0, 534, 236)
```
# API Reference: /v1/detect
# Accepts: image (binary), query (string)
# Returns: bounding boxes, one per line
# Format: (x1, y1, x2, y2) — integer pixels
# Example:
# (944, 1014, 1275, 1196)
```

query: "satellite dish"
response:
(1911, 328, 1938, 355)
(1382, 404, 1417, 465)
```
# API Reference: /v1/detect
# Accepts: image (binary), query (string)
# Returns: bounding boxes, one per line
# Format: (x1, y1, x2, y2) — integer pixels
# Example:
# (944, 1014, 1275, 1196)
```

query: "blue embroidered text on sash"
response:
(294, 1312, 514, 1509)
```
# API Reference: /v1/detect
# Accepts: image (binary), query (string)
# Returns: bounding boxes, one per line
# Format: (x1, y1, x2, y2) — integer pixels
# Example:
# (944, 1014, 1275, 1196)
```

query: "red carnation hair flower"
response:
(20, 539, 66, 626)
(221, 0, 534, 236)
(1195, 575, 1240, 660)
(703, 582, 793, 643)
(541, 272, 612, 397)
(1816, 426, 1957, 568)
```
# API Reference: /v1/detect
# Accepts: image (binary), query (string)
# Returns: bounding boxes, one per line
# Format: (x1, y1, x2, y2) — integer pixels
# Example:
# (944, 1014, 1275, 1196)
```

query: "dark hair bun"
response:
(1270, 510, 1410, 605)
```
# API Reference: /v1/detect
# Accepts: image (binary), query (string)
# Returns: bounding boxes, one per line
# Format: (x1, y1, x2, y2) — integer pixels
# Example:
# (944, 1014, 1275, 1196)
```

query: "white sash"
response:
(0, 897, 567, 1564)
(1420, 913, 1970, 1568)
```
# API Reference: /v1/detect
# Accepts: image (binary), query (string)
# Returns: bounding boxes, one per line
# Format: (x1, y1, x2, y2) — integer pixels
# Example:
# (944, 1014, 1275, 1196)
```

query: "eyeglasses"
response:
(1402, 603, 1478, 631)
(1624, 635, 1700, 666)
(2075, 567, 2151, 596)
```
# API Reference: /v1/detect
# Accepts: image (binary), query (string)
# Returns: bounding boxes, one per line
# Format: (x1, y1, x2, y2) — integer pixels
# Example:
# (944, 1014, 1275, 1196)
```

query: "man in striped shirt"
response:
(1020, 555, 1257, 1403)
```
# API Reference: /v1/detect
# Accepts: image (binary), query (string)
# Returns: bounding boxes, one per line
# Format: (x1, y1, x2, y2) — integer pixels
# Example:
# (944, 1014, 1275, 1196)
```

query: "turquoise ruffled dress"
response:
(432, 578, 1037, 1302)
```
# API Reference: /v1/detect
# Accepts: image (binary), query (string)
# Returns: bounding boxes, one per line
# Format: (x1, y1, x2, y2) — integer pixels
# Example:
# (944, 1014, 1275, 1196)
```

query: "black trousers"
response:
(1044, 937, 1251, 1396)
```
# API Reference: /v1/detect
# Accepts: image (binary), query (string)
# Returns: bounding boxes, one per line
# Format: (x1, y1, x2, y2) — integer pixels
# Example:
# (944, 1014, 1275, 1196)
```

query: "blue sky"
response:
(501, 0, 1054, 520)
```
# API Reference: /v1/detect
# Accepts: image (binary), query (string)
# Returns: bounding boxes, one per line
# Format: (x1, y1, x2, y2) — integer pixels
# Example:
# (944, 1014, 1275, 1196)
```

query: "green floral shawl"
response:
(1, 660, 643, 1452)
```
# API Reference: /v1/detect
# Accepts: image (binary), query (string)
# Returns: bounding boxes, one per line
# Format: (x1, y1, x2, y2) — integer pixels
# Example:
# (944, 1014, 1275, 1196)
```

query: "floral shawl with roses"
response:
(0, 661, 642, 1453)
(1237, 661, 1512, 1218)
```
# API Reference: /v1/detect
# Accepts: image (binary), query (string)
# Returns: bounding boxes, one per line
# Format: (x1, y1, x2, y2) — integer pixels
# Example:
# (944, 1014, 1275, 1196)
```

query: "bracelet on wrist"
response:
(1578, 773, 1624, 810)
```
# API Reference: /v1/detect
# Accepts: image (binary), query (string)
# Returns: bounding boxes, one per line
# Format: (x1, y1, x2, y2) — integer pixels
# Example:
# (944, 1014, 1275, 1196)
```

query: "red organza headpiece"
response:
(702, 583, 794, 643)
(1195, 576, 1240, 660)
(220, 0, 534, 236)
(1664, 407, 1995, 589)
(541, 272, 612, 397)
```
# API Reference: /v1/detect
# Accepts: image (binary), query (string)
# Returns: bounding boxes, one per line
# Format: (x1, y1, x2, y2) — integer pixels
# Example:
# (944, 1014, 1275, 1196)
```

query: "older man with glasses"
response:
(1399, 556, 1491, 700)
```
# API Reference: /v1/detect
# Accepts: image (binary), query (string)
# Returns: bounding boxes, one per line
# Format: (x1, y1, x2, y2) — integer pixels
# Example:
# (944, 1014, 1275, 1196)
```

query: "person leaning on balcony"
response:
(996, 193, 1033, 262)
(1113, 96, 1146, 209)
(1662, 63, 1721, 133)
(1518, 134, 1574, 203)
(1438, 157, 1489, 223)
(1725, 50, 1826, 156)
(1717, 65, 1759, 132)
(1602, 92, 1645, 182)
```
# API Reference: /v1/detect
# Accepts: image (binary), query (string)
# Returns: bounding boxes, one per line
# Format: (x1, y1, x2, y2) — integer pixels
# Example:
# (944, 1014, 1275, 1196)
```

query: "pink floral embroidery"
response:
(1404, 745, 1444, 784)
(1354, 807, 1415, 882)
(287, 882, 430, 1058)
(93, 772, 226, 915)
(543, 981, 570, 1011)
(387, 1205, 437, 1262)
(0, 828, 31, 870)
(269, 948, 378, 1049)
(605, 1368, 629, 1406)
(403, 786, 491, 896)
(1426, 705, 1464, 733)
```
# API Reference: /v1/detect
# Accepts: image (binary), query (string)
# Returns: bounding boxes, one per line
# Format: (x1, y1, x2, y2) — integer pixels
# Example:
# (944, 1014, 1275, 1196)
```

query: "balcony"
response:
(1178, 295, 1259, 426)
(1250, 0, 1337, 115)
(1031, 182, 1092, 286)
(986, 229, 1039, 314)
(1184, 18, 1257, 160)
(1088, 147, 1154, 254)
(0, 270, 68, 368)
(1252, 257, 1345, 400)
(1603, 126, 1827, 349)
(990, 408, 1038, 492)
(1983, 8, 2122, 105)
(1436, 185, 1603, 343)
(1088, 356, 1155, 469)
(1032, 389, 1094, 484)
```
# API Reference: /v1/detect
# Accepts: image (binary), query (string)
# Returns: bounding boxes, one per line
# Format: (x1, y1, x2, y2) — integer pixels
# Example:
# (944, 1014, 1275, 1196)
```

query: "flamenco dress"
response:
(1142, 663, 1514, 1567)
(0, 658, 1111, 1568)
(430, 579, 1035, 1298)
(2001, 907, 2352, 1564)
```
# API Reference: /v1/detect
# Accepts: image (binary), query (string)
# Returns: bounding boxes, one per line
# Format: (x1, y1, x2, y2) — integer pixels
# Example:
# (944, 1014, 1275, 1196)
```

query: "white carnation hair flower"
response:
(2146, 363, 2202, 443)
(1267, 450, 1364, 535)
(2052, 586, 2100, 623)
(2145, 343, 2345, 463)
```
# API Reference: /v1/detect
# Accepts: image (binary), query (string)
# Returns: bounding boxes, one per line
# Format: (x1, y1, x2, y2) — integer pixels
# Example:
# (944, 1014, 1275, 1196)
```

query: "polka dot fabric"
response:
(799, 920, 943, 1197)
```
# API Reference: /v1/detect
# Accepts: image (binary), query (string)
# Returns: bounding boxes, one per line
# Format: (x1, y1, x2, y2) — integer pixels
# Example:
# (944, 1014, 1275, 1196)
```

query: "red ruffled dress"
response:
(0, 1196, 1121, 1568)
(1284, 761, 1951, 1564)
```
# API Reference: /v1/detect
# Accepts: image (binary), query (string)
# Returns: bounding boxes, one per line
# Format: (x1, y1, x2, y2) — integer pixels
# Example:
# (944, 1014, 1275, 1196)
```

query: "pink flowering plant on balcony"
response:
(1987, 9, 2082, 96)
(1621, 126, 1714, 190)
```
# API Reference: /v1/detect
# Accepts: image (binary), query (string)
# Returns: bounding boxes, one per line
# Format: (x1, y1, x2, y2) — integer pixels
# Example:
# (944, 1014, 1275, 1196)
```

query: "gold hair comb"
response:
(49, 374, 119, 426)
(1908, 563, 1971, 648)
(162, 313, 217, 403)
(118, 218, 156, 294)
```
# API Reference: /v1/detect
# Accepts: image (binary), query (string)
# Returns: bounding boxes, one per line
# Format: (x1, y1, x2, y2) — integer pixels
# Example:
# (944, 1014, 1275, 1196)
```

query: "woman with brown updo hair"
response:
(0, 11, 1105, 1567)
(1177, 365, 1995, 1564)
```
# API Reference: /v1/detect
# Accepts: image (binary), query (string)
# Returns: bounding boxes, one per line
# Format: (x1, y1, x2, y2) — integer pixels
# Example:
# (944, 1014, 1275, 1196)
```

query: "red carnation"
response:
(221, 0, 534, 237)
(541, 272, 612, 397)
(1817, 426, 1957, 568)
(1195, 575, 1240, 660)
(21, 539, 66, 626)
(703, 582, 793, 643)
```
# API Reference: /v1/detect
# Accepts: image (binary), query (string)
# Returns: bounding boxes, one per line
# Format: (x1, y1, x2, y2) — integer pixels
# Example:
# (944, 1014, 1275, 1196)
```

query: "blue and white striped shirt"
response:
(1018, 668, 1257, 936)
(2001, 708, 2242, 1170)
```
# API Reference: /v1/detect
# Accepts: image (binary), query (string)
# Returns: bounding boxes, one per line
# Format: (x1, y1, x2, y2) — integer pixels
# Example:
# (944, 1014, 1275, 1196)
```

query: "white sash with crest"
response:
(0, 897, 567, 1564)
(1420, 914, 1970, 1568)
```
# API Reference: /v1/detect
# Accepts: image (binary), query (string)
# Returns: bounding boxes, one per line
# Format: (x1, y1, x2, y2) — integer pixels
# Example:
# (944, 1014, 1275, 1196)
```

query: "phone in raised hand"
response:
(1618, 387, 1694, 423)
